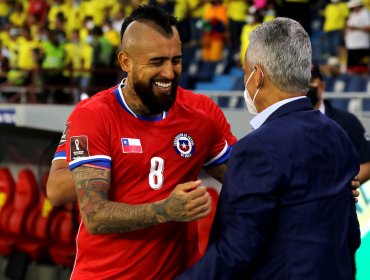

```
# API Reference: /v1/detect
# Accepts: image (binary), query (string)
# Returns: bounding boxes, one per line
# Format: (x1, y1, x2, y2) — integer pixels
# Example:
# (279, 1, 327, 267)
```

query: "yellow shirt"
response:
(66, 4, 86, 38)
(365, 0, 370, 10)
(225, 0, 248, 22)
(174, 0, 189, 21)
(79, 28, 89, 44)
(240, 23, 260, 64)
(104, 30, 120, 47)
(0, 30, 10, 48)
(17, 37, 40, 70)
(0, 1, 10, 17)
(48, 3, 70, 29)
(9, 11, 27, 27)
(189, 0, 205, 18)
(323, 2, 349, 32)
(81, 43, 93, 77)
(6, 39, 18, 68)
(65, 41, 92, 76)
(80, 0, 105, 25)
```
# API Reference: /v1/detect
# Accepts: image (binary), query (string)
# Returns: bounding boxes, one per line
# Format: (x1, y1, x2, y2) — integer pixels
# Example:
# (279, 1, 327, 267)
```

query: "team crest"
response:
(173, 133, 195, 158)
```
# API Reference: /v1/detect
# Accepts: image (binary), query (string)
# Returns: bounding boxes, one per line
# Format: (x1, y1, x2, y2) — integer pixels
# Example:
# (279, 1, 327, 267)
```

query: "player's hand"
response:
(351, 176, 360, 203)
(162, 180, 211, 222)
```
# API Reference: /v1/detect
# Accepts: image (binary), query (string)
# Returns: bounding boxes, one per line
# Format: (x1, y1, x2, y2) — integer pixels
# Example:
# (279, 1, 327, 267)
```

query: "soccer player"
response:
(47, 9, 237, 207)
(47, 85, 237, 206)
(48, 5, 232, 279)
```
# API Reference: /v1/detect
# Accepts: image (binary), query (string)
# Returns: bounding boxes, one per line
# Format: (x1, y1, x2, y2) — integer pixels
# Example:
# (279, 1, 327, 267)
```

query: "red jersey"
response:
(53, 87, 115, 161)
(66, 85, 231, 279)
(53, 84, 237, 161)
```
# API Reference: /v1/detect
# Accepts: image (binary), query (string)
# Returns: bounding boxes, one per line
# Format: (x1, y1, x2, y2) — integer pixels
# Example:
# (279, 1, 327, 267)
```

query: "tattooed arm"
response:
(72, 165, 211, 234)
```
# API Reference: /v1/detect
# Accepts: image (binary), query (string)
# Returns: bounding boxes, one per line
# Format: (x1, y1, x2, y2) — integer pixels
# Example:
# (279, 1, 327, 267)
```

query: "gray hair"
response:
(247, 17, 312, 94)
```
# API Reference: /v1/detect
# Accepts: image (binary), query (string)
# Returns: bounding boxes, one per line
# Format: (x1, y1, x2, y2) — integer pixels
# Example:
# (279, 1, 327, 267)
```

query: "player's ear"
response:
(118, 51, 130, 73)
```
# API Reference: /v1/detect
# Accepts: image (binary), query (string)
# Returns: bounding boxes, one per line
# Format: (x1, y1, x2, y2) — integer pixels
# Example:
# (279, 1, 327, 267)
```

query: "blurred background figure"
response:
(322, 0, 349, 60)
(345, 0, 370, 74)
(225, 0, 248, 65)
(201, 0, 228, 62)
(239, 6, 262, 66)
(39, 29, 69, 103)
(28, 0, 49, 24)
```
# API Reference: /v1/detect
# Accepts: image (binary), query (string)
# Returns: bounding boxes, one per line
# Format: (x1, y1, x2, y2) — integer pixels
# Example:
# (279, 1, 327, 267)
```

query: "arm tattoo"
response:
(72, 165, 168, 234)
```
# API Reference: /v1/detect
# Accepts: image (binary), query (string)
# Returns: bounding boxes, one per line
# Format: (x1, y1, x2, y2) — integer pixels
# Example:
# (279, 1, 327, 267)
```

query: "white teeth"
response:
(155, 81, 171, 88)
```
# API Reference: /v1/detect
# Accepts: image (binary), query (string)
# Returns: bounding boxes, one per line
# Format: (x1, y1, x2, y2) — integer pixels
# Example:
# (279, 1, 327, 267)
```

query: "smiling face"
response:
(118, 21, 182, 115)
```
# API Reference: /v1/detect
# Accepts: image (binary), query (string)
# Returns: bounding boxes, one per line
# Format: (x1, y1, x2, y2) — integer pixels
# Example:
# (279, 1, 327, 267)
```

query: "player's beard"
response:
(133, 74, 179, 115)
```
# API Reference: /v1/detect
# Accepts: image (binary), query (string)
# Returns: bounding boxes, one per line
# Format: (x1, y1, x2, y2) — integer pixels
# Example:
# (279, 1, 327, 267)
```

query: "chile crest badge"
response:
(173, 133, 195, 158)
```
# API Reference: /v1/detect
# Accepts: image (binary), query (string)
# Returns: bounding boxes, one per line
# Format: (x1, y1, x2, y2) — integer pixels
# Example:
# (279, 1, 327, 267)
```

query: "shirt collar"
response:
(250, 96, 306, 131)
(318, 100, 325, 114)
(116, 78, 168, 121)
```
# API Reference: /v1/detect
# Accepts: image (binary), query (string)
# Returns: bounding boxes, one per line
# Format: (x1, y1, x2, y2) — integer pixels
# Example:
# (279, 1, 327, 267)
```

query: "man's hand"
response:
(157, 180, 211, 223)
(351, 176, 360, 203)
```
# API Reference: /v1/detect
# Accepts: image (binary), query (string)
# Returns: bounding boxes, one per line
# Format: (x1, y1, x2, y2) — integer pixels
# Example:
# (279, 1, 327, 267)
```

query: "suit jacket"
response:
(179, 98, 361, 280)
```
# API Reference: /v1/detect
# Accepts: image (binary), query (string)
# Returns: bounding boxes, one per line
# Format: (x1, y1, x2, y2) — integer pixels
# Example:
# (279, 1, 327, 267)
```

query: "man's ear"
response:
(118, 51, 130, 73)
(254, 64, 264, 88)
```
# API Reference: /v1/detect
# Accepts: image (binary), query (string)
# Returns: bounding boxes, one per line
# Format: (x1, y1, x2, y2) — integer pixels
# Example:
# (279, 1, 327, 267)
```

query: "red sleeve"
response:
(66, 107, 111, 170)
(205, 97, 237, 146)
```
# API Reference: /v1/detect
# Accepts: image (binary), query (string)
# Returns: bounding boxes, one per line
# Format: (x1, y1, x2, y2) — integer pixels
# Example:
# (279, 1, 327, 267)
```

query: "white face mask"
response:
(244, 68, 263, 114)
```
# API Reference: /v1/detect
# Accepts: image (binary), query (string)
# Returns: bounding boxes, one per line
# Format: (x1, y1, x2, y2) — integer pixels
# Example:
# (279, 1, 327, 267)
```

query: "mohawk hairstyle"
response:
(120, 4, 178, 43)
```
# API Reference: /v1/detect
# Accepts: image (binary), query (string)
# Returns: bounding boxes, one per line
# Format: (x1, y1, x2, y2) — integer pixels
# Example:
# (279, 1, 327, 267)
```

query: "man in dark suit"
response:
(308, 65, 370, 184)
(178, 17, 361, 280)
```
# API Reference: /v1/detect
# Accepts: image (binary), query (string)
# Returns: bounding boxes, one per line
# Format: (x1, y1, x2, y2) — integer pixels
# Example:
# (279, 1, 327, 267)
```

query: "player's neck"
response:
(122, 86, 162, 118)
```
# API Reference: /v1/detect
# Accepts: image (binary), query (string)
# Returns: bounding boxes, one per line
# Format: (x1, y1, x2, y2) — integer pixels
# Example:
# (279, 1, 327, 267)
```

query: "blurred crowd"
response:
(0, 0, 369, 103)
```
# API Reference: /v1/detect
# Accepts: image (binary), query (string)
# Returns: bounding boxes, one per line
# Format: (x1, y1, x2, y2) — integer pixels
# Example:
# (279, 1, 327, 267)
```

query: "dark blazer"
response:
(179, 98, 361, 280)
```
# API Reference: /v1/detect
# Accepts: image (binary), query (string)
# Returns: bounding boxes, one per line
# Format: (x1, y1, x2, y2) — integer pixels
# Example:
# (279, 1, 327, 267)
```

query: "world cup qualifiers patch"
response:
(173, 133, 195, 158)
(58, 122, 71, 146)
(70, 135, 90, 160)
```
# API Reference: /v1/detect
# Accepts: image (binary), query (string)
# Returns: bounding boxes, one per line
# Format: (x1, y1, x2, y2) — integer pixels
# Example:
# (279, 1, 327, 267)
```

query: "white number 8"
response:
(149, 157, 164, 190)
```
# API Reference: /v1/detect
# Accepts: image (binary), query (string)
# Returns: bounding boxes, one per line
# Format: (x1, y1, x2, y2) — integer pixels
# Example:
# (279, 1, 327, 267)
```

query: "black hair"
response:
(120, 4, 178, 43)
(311, 65, 323, 81)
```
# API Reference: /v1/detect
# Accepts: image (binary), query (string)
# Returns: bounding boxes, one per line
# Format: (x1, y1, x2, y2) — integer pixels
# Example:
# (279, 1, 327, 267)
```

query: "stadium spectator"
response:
(322, 0, 349, 58)
(179, 17, 361, 280)
(0, 0, 10, 26)
(201, 0, 228, 61)
(102, 17, 120, 48)
(225, 0, 248, 62)
(308, 65, 370, 183)
(111, 7, 126, 33)
(79, 0, 107, 26)
(345, 0, 370, 74)
(59, 5, 231, 279)
(239, 8, 262, 65)
(79, 15, 94, 44)
(89, 25, 116, 88)
(262, 1, 277, 22)
(66, 0, 85, 38)
(64, 28, 93, 92)
(28, 0, 49, 24)
(188, 0, 207, 44)
(15, 26, 39, 84)
(39, 29, 69, 103)
(47, 0, 69, 30)
(0, 46, 9, 84)
(8, 1, 27, 28)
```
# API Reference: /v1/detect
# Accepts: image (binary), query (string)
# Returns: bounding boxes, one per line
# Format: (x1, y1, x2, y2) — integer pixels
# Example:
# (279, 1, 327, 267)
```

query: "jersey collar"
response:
(114, 79, 168, 121)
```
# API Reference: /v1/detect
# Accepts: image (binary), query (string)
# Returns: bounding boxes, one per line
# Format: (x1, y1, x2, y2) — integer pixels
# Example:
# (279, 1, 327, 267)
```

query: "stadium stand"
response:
(0, 167, 16, 257)
(48, 202, 78, 268)
(0, 1, 370, 279)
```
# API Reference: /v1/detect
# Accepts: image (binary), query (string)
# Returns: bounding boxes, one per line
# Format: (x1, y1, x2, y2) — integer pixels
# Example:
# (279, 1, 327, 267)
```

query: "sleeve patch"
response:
(70, 135, 90, 160)
(58, 122, 71, 146)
